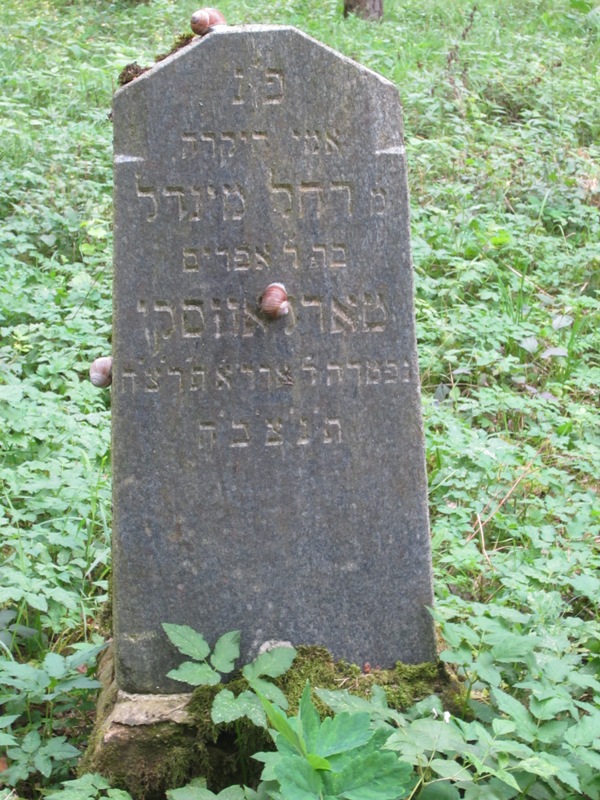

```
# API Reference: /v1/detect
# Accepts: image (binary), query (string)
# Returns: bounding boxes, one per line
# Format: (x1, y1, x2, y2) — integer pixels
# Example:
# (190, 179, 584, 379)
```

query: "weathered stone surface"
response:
(79, 648, 197, 798)
(108, 692, 193, 728)
(112, 25, 435, 693)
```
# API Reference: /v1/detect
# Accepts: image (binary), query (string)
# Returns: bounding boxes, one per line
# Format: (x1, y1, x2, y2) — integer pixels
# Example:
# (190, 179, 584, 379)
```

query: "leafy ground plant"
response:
(0, 642, 106, 787)
(249, 684, 413, 800)
(1, 0, 598, 796)
(163, 624, 296, 726)
(44, 772, 134, 800)
(163, 625, 415, 800)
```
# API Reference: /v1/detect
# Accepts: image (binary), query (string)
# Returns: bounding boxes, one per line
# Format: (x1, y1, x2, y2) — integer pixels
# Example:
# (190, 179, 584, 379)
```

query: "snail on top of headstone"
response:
(190, 8, 227, 36)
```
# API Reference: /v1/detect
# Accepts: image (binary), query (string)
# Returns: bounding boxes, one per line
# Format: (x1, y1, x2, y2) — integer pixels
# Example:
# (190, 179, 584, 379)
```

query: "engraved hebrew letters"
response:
(112, 27, 435, 692)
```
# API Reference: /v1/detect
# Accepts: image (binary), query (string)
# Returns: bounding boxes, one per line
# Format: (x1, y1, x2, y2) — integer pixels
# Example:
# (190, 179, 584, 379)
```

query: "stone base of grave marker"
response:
(82, 645, 454, 797)
(111, 24, 436, 693)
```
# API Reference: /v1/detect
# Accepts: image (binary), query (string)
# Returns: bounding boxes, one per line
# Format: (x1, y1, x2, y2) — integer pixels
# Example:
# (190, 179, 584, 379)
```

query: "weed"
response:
(0, 0, 598, 797)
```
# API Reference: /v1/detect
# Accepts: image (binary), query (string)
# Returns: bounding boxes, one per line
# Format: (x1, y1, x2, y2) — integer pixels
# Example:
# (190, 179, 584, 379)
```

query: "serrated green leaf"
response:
(108, 790, 136, 800)
(253, 751, 280, 781)
(475, 652, 502, 687)
(243, 647, 296, 682)
(385, 719, 465, 755)
(45, 772, 113, 800)
(490, 688, 537, 742)
(535, 720, 569, 744)
(256, 692, 305, 755)
(518, 754, 581, 792)
(418, 784, 462, 800)
(299, 682, 321, 752)
(64, 642, 108, 671)
(216, 788, 248, 800)
(429, 758, 471, 781)
(572, 745, 600, 770)
(331, 750, 412, 800)
(463, 782, 513, 800)
(33, 749, 53, 777)
(167, 661, 220, 687)
(167, 786, 218, 800)
(315, 688, 375, 715)
(44, 737, 79, 759)
(306, 753, 331, 771)
(42, 651, 67, 679)
(21, 729, 42, 753)
(166, 787, 246, 800)
(162, 624, 211, 661)
(491, 719, 515, 737)
(315, 688, 405, 727)
(24, 592, 48, 612)
(211, 688, 242, 723)
(58, 773, 112, 790)
(564, 712, 600, 748)
(210, 630, 241, 674)
(489, 634, 537, 662)
(50, 675, 101, 693)
(249, 677, 289, 710)
(0, 714, 19, 728)
(212, 689, 266, 727)
(516, 755, 559, 778)
(493, 769, 521, 792)
(313, 712, 372, 758)
(2, 660, 44, 682)
(0, 386, 23, 403)
(274, 753, 323, 800)
(529, 695, 574, 721)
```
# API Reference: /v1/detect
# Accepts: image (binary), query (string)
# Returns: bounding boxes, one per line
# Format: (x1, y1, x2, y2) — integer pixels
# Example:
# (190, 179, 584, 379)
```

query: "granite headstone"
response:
(112, 25, 436, 693)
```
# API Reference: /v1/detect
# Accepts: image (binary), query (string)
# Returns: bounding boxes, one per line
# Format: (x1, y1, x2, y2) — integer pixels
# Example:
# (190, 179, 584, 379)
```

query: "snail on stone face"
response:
(260, 283, 290, 319)
(190, 7, 227, 35)
(89, 356, 113, 388)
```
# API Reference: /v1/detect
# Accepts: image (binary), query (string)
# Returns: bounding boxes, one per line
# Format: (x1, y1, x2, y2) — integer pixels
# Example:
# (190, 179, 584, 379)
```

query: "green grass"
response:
(0, 0, 599, 797)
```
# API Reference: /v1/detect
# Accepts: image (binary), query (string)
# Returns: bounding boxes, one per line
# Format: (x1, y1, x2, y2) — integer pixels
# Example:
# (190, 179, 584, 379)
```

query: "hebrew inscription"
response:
(197, 413, 342, 452)
(134, 176, 388, 225)
(117, 357, 414, 395)
(232, 66, 285, 107)
(133, 292, 389, 352)
(182, 242, 347, 273)
(116, 35, 411, 472)
(112, 26, 435, 693)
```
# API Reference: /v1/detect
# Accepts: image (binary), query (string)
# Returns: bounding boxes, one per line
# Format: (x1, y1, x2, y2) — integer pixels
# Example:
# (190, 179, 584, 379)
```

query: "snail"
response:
(190, 8, 227, 35)
(89, 356, 113, 388)
(260, 283, 290, 319)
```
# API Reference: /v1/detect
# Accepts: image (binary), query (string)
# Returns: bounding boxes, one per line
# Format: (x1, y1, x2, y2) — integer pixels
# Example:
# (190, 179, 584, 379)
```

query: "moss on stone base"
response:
(273, 645, 458, 714)
(185, 645, 461, 792)
(83, 645, 460, 799)
(82, 721, 197, 800)
(80, 647, 200, 800)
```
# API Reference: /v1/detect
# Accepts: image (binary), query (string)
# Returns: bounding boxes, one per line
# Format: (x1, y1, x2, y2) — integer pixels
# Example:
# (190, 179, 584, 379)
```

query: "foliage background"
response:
(0, 0, 598, 797)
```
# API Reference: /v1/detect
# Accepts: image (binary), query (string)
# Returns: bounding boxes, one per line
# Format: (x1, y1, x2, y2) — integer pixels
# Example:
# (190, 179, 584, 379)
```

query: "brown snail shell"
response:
(261, 283, 290, 319)
(89, 356, 113, 388)
(190, 8, 227, 35)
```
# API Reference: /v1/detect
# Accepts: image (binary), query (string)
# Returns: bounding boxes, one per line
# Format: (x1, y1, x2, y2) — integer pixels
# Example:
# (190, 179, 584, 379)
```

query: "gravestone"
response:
(112, 25, 436, 694)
